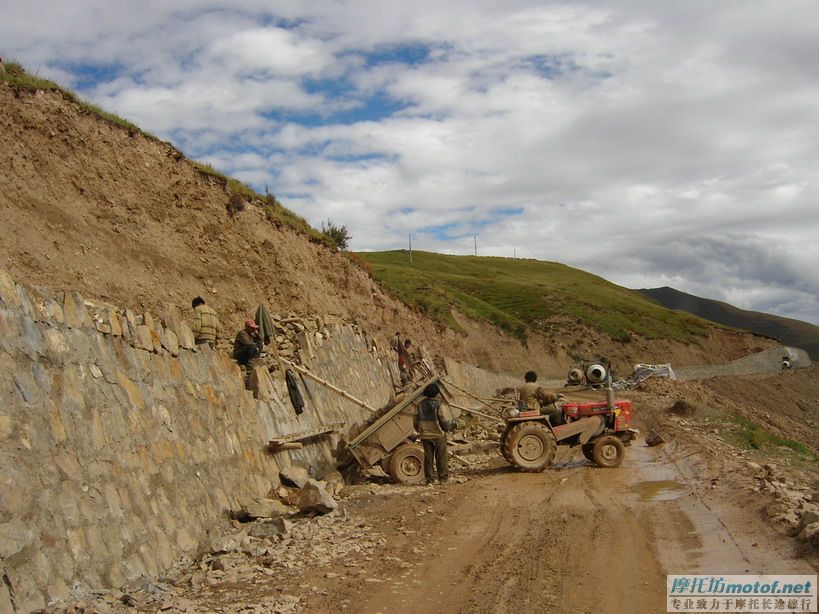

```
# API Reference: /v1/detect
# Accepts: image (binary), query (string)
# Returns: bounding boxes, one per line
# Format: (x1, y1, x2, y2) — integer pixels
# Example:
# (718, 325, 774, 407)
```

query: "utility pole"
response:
(514, 248, 516, 258)
(408, 233, 412, 265)
(474, 235, 477, 256)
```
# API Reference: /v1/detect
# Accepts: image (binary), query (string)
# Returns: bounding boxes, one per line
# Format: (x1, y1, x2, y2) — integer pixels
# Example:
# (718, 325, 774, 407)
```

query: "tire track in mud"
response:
(460, 486, 563, 614)
(358, 462, 670, 614)
(311, 443, 813, 614)
(556, 471, 668, 614)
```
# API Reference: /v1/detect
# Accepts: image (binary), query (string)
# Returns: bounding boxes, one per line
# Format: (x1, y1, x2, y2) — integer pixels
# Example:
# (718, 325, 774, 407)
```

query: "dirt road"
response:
(294, 444, 815, 614)
(52, 435, 816, 614)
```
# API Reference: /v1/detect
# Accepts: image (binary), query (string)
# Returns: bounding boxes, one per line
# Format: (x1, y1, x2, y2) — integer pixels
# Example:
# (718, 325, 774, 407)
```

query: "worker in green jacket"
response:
(191, 296, 220, 347)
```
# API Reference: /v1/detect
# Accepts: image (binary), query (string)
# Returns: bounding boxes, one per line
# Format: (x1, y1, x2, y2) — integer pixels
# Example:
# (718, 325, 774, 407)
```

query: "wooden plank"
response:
(267, 442, 303, 451)
(280, 358, 378, 413)
(267, 423, 343, 447)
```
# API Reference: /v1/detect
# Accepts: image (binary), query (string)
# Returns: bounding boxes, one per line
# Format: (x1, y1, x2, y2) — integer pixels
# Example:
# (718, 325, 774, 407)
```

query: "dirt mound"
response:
(0, 84, 775, 374)
(668, 399, 701, 416)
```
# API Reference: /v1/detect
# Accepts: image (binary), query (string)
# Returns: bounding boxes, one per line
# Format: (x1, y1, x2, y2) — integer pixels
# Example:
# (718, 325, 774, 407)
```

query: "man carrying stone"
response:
(191, 296, 220, 348)
(413, 382, 452, 485)
(401, 338, 420, 384)
(497, 371, 564, 425)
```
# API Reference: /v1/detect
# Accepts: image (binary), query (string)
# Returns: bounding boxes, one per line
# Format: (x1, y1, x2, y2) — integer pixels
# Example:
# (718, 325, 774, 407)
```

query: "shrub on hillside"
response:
(321, 220, 351, 251)
(226, 193, 245, 217)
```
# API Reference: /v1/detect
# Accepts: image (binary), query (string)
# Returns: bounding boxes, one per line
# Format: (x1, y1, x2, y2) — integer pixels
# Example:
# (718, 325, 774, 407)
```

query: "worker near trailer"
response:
(391, 332, 416, 386)
(413, 382, 452, 484)
(498, 371, 564, 425)
(191, 296, 220, 348)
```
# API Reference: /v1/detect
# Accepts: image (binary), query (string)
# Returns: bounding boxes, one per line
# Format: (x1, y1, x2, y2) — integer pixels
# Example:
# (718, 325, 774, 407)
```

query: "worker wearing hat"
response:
(413, 382, 452, 485)
(233, 318, 263, 368)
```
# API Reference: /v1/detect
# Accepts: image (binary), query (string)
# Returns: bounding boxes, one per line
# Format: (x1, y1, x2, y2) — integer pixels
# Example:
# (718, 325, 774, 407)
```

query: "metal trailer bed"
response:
(345, 376, 447, 484)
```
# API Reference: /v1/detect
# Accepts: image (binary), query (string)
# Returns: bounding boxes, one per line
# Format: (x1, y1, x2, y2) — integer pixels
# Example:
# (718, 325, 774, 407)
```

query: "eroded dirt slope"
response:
(0, 84, 774, 375)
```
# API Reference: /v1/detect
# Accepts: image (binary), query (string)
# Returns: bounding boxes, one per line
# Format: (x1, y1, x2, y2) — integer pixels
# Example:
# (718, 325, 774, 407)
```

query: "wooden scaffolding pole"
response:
(279, 357, 378, 414)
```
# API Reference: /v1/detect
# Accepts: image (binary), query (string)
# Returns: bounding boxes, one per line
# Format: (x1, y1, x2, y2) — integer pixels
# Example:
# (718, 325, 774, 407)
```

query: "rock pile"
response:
(755, 463, 819, 547)
(233, 468, 342, 521)
(38, 507, 385, 614)
(269, 313, 335, 365)
(36, 466, 382, 613)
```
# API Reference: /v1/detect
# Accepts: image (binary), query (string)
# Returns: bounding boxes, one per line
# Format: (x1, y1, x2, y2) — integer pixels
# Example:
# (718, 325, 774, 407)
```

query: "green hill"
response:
(356, 250, 713, 343)
(639, 287, 819, 360)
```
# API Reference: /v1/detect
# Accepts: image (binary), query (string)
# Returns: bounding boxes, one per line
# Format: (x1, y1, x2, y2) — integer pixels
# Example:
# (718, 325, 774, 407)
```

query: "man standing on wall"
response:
(191, 296, 220, 348)
(413, 383, 452, 485)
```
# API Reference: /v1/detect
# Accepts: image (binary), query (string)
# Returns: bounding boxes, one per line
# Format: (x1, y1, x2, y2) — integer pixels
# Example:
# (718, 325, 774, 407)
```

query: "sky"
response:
(2, 1, 818, 325)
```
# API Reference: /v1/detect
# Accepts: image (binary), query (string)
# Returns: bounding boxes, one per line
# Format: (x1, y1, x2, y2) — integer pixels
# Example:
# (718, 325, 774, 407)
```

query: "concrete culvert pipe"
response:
(586, 364, 607, 384)
(567, 368, 584, 385)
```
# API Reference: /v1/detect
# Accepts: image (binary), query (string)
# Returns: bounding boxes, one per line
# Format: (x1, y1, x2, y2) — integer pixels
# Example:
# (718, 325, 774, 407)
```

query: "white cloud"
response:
(205, 27, 333, 77)
(2, 0, 818, 325)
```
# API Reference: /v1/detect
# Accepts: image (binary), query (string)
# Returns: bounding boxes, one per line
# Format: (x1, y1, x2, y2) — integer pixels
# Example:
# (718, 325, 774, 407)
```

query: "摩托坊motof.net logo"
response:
(667, 575, 817, 612)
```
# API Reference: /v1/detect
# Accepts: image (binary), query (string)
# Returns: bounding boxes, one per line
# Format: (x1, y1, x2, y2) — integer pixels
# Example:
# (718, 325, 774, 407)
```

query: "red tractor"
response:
(500, 381, 638, 471)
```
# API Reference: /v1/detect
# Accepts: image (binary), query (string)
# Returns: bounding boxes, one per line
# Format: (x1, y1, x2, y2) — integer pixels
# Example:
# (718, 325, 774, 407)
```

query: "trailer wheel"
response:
(389, 442, 426, 484)
(503, 422, 555, 472)
(592, 436, 625, 468)
(581, 444, 595, 462)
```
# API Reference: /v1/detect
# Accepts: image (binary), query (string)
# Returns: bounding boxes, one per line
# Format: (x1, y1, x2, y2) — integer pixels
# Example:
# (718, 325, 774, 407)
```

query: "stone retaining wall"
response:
(675, 345, 811, 380)
(0, 270, 394, 612)
(442, 357, 514, 408)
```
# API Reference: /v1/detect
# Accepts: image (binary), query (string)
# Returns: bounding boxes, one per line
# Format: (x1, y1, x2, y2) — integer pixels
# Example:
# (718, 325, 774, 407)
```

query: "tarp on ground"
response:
(632, 363, 676, 383)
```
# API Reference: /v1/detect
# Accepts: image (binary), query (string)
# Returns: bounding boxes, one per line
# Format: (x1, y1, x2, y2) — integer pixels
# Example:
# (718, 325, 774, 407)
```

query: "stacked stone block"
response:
(0, 270, 394, 611)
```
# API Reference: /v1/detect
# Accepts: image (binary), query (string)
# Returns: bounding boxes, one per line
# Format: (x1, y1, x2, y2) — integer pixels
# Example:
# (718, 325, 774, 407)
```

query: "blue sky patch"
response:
(361, 43, 434, 67)
(296, 80, 411, 126)
(54, 61, 123, 91)
(419, 222, 461, 240)
(492, 206, 524, 217)
(520, 53, 578, 80)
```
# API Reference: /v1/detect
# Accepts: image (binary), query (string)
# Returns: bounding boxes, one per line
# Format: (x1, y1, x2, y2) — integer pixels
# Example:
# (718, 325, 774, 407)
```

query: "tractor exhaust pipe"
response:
(605, 367, 615, 410)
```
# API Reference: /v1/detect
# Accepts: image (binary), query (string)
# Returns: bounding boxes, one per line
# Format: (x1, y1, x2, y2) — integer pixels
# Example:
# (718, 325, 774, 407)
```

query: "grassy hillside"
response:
(639, 287, 819, 360)
(356, 250, 713, 343)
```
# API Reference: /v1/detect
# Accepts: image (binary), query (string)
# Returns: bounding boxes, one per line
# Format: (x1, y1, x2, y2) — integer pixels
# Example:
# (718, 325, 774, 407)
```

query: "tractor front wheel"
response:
(389, 442, 426, 484)
(592, 436, 625, 468)
(503, 422, 556, 472)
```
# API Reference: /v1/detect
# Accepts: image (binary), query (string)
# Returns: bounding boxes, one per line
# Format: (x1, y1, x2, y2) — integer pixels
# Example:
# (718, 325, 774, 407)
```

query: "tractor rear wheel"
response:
(581, 444, 595, 462)
(499, 426, 513, 462)
(503, 422, 556, 472)
(389, 442, 426, 484)
(592, 436, 625, 468)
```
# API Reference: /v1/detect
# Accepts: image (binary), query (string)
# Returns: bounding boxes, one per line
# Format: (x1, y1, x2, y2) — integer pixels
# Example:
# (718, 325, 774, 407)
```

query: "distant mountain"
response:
(638, 287, 819, 360)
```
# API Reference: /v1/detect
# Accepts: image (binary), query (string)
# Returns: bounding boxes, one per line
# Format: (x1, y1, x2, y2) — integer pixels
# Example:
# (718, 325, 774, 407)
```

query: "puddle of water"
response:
(630, 480, 688, 502)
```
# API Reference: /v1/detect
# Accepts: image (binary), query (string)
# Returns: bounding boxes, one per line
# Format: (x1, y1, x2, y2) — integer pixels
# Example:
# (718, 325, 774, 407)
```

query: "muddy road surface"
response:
(291, 443, 814, 614)
(54, 438, 816, 614)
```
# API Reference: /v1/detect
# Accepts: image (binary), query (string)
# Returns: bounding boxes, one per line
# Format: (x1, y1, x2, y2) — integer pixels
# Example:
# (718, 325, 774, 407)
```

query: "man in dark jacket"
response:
(413, 383, 452, 484)
(233, 319, 263, 367)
